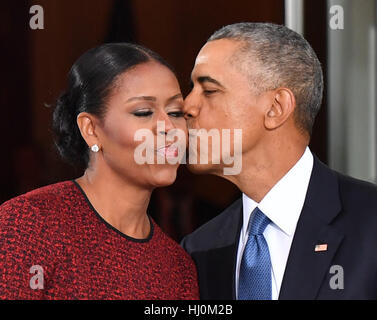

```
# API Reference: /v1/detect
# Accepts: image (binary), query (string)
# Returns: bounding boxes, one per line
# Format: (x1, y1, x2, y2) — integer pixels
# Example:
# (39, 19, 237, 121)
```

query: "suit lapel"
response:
(202, 199, 242, 300)
(279, 157, 344, 299)
(278, 205, 344, 299)
(203, 243, 239, 299)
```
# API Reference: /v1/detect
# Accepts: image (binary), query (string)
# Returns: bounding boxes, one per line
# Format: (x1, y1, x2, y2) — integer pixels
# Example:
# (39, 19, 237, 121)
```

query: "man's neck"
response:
(226, 141, 308, 203)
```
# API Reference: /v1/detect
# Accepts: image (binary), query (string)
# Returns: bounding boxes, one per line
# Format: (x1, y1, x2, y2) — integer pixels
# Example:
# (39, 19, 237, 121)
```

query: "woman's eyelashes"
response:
(132, 110, 153, 117)
(168, 111, 184, 117)
(132, 109, 184, 118)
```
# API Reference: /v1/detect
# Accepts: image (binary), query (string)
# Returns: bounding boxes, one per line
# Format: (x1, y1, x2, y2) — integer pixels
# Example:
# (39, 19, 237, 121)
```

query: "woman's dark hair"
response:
(52, 43, 175, 168)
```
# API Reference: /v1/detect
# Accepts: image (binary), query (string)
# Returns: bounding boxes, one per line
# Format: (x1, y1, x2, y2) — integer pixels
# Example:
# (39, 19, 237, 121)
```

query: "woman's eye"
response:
(168, 111, 184, 118)
(133, 111, 153, 117)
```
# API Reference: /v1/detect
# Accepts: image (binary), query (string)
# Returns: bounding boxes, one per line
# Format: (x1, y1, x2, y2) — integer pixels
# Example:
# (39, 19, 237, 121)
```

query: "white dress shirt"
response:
(235, 147, 314, 300)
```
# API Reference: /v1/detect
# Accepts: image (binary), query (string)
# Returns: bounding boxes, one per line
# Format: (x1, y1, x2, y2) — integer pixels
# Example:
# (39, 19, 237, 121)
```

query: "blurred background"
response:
(1, 0, 376, 242)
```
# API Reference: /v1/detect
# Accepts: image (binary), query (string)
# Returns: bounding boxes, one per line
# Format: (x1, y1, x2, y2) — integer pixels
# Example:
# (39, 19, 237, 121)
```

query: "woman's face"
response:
(96, 61, 187, 189)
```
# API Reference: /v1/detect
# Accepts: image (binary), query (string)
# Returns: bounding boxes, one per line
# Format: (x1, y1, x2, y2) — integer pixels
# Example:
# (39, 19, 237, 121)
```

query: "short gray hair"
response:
(208, 22, 323, 135)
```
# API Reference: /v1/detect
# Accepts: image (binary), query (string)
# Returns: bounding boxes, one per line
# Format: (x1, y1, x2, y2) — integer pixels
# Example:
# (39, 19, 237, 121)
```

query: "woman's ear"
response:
(264, 87, 296, 130)
(76, 112, 101, 151)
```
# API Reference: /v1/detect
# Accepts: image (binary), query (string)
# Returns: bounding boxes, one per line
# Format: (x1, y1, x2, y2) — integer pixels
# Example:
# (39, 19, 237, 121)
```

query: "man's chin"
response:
(186, 163, 221, 175)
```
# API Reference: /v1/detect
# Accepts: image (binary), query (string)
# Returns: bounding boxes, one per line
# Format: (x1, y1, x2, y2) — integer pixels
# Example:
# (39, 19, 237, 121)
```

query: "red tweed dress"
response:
(0, 181, 199, 299)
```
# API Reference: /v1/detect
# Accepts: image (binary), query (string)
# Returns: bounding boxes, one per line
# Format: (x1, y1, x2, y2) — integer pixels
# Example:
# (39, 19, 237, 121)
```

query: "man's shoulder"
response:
(181, 197, 242, 254)
(337, 170, 377, 192)
(336, 171, 377, 208)
(313, 160, 377, 233)
(313, 156, 377, 207)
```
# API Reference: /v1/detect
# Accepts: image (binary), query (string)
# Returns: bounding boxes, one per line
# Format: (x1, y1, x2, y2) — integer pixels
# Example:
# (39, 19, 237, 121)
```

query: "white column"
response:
(328, 0, 377, 183)
(285, 0, 304, 35)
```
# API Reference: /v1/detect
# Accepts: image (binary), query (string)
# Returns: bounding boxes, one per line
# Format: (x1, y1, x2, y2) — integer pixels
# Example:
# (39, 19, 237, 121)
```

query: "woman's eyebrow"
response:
(166, 93, 183, 103)
(126, 96, 157, 103)
(126, 94, 182, 104)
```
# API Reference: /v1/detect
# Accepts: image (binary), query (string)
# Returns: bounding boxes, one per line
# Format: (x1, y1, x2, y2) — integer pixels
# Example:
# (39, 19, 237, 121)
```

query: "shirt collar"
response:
(242, 147, 314, 237)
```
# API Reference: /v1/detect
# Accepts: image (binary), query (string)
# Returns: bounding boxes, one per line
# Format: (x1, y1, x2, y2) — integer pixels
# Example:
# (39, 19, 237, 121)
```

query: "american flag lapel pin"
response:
(315, 243, 328, 252)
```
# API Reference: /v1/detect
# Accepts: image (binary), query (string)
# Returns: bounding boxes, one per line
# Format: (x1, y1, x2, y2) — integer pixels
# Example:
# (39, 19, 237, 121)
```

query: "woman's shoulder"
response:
(0, 180, 77, 219)
(0, 181, 79, 297)
(152, 220, 195, 264)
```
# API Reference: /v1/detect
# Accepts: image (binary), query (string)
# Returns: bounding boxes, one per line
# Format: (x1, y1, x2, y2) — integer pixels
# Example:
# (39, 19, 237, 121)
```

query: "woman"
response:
(0, 43, 199, 299)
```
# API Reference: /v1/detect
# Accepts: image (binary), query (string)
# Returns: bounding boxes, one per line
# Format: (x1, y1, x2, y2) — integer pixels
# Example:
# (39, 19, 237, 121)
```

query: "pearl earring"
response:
(91, 144, 100, 153)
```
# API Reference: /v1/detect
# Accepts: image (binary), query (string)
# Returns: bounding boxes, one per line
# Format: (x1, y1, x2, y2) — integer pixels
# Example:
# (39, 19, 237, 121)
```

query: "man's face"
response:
(184, 39, 273, 175)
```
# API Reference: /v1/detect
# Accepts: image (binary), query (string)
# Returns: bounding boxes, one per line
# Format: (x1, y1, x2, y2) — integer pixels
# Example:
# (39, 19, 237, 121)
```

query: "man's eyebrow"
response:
(197, 76, 225, 88)
(126, 96, 157, 103)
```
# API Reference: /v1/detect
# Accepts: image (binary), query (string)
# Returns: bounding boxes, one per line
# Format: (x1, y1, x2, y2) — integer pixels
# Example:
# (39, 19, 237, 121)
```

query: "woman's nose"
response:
(154, 112, 175, 136)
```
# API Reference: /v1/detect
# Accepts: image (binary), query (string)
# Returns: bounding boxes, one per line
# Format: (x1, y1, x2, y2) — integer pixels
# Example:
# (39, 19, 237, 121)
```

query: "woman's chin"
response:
(149, 165, 178, 187)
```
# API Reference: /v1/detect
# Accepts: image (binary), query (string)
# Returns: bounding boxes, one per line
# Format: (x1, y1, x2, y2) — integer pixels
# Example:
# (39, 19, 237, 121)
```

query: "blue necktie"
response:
(238, 207, 272, 300)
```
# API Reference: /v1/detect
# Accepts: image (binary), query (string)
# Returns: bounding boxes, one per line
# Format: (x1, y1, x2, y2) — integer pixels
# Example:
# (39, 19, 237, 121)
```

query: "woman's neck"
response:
(75, 163, 152, 240)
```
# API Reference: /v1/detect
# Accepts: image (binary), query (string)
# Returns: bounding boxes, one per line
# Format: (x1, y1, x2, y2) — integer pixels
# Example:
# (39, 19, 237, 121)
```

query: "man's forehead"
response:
(194, 43, 213, 67)
(194, 53, 209, 65)
(194, 39, 239, 67)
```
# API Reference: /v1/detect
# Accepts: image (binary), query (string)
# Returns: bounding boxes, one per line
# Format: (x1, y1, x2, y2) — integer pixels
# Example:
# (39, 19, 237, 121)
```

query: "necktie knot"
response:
(248, 207, 270, 235)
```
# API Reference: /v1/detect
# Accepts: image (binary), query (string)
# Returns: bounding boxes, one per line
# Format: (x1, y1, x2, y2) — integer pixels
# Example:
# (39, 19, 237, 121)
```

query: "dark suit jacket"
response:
(181, 156, 377, 299)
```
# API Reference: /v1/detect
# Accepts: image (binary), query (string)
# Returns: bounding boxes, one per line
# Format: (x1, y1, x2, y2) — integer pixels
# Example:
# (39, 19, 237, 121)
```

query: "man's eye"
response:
(203, 90, 218, 96)
(168, 111, 184, 118)
(133, 111, 153, 117)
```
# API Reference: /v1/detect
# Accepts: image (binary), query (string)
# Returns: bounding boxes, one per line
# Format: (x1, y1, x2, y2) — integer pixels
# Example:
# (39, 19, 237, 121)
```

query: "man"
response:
(181, 22, 377, 300)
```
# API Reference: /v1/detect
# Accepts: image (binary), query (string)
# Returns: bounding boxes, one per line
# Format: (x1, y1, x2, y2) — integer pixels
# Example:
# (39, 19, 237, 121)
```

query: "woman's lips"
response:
(156, 145, 179, 158)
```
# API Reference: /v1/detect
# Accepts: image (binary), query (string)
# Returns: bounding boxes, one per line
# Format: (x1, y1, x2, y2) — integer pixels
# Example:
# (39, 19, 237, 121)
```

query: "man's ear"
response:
(264, 88, 296, 130)
(76, 112, 101, 150)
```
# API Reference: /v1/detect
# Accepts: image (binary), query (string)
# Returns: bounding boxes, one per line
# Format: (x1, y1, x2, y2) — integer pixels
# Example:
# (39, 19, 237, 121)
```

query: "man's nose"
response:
(184, 91, 200, 119)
